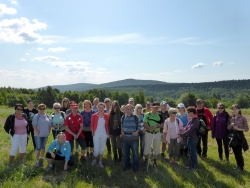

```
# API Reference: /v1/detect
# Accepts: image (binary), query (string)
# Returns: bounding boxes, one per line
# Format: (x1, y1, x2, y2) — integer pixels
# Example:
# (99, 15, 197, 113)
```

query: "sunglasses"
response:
(16, 108, 23, 111)
(187, 111, 191, 113)
(63, 101, 68, 102)
(54, 108, 60, 109)
(39, 108, 45, 110)
(171, 112, 177, 114)
(138, 107, 142, 109)
(218, 107, 224, 109)
(196, 103, 202, 105)
(105, 101, 110, 103)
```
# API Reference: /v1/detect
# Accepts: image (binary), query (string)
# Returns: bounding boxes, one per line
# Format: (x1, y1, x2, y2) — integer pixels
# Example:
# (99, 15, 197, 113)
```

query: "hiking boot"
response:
(99, 161, 104, 168)
(35, 161, 40, 167)
(46, 165, 53, 172)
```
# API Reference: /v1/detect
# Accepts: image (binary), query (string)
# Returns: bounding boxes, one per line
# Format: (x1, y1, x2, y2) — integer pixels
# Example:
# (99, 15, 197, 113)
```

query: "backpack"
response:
(121, 114, 139, 126)
(147, 112, 163, 125)
(226, 131, 241, 150)
(196, 119, 207, 137)
(36, 113, 50, 125)
(51, 112, 65, 123)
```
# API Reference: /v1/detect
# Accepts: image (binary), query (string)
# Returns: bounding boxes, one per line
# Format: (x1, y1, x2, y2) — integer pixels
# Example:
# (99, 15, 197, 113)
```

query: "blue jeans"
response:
(138, 130, 145, 157)
(187, 137, 198, 168)
(34, 136, 48, 151)
(123, 139, 139, 170)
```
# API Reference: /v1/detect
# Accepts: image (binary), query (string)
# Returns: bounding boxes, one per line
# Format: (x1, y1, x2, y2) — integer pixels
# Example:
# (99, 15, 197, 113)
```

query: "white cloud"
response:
(37, 47, 44, 51)
(192, 63, 206, 69)
(0, 17, 47, 43)
(0, 4, 17, 16)
(213, 61, 223, 66)
(33, 56, 60, 61)
(9, 1, 18, 5)
(25, 53, 30, 55)
(42, 40, 55, 44)
(48, 47, 69, 53)
(20, 58, 26, 61)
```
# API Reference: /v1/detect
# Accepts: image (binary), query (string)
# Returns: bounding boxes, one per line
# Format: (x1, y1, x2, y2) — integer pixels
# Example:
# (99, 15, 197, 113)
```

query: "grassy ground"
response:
(0, 107, 249, 187)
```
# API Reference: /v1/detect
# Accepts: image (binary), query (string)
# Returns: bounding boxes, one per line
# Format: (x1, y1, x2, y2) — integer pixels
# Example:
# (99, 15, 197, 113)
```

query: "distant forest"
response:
(0, 79, 250, 109)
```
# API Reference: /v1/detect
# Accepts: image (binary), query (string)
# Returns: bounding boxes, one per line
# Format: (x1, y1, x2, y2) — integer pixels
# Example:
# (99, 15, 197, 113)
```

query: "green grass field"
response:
(0, 107, 249, 188)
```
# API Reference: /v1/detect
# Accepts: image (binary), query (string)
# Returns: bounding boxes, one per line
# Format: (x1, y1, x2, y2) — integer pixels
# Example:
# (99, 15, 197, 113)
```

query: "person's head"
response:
(196, 99, 204, 109)
(93, 98, 99, 107)
(83, 100, 92, 110)
(128, 98, 134, 106)
(146, 101, 151, 109)
(15, 103, 24, 115)
(110, 100, 120, 113)
(168, 108, 177, 118)
(38, 103, 46, 114)
(56, 132, 66, 144)
(187, 106, 197, 118)
(217, 103, 225, 114)
(134, 104, 143, 115)
(97, 102, 106, 113)
(27, 100, 34, 109)
(125, 104, 133, 116)
(120, 105, 126, 113)
(71, 103, 79, 114)
(69, 101, 76, 109)
(62, 98, 70, 109)
(231, 104, 242, 116)
(104, 98, 111, 108)
(53, 102, 61, 113)
(160, 101, 168, 111)
(151, 102, 160, 113)
(177, 103, 186, 113)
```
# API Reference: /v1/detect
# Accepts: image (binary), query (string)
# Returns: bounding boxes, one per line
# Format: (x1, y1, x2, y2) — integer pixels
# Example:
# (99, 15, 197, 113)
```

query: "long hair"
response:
(231, 104, 242, 116)
(61, 98, 70, 109)
(134, 104, 143, 116)
(216, 102, 226, 113)
(109, 100, 121, 121)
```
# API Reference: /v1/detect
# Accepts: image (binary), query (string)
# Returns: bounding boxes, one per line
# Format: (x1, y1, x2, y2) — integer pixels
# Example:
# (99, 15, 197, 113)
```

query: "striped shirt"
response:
(230, 115, 249, 131)
(121, 114, 140, 141)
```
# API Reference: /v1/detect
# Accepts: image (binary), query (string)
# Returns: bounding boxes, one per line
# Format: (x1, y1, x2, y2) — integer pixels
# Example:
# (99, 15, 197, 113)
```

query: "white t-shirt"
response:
(95, 117, 106, 135)
(168, 121, 178, 139)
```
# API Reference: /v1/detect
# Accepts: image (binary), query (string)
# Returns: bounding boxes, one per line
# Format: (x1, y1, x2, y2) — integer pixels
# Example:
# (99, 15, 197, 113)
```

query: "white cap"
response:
(178, 103, 185, 108)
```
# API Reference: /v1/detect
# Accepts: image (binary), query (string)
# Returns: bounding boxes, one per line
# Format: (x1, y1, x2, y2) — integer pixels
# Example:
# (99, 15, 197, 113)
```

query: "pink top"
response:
(163, 118, 183, 144)
(14, 118, 28, 135)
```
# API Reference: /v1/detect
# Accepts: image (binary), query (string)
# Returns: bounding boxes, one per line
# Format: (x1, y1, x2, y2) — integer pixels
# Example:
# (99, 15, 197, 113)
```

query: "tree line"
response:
(0, 85, 250, 109)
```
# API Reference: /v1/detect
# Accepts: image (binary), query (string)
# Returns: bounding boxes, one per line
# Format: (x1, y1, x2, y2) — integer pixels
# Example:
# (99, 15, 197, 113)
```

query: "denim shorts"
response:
(34, 136, 48, 151)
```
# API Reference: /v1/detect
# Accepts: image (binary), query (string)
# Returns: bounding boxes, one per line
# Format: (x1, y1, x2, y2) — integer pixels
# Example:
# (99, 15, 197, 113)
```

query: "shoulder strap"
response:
(60, 112, 65, 119)
(176, 118, 179, 125)
(121, 115, 125, 125)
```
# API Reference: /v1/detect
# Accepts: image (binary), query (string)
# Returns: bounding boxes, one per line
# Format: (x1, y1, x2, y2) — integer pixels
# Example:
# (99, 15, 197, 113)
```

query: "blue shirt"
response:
(121, 114, 140, 141)
(177, 113, 188, 127)
(80, 110, 94, 129)
(47, 140, 71, 161)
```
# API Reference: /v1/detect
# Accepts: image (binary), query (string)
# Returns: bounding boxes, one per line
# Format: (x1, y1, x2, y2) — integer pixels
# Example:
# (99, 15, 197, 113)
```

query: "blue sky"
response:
(0, 0, 249, 88)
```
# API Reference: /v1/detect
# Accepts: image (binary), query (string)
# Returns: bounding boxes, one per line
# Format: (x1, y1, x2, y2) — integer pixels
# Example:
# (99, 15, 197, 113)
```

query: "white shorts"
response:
(10, 134, 27, 156)
(93, 134, 107, 157)
(144, 131, 161, 156)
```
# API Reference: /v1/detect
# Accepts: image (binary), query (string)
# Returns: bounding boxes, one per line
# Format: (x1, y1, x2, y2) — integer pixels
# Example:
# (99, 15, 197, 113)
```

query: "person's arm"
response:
(180, 118, 199, 136)
(163, 120, 167, 143)
(143, 114, 156, 131)
(233, 117, 249, 132)
(207, 109, 214, 130)
(32, 115, 40, 136)
(121, 116, 125, 137)
(77, 122, 83, 138)
(4, 115, 11, 134)
(91, 115, 95, 137)
(212, 115, 216, 138)
(132, 116, 140, 136)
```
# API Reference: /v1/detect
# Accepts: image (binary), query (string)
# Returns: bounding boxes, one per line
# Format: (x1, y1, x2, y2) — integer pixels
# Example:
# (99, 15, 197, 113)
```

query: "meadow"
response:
(0, 107, 249, 188)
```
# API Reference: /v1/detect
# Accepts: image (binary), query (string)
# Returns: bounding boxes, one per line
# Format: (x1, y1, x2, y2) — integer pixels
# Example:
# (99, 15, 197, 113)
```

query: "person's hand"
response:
(207, 126, 211, 131)
(132, 132, 138, 136)
(107, 134, 110, 139)
(233, 126, 239, 131)
(151, 125, 157, 131)
(73, 134, 78, 140)
(229, 123, 234, 129)
(51, 152, 55, 159)
(163, 140, 167, 144)
(177, 134, 181, 138)
(142, 129, 146, 133)
(36, 131, 40, 136)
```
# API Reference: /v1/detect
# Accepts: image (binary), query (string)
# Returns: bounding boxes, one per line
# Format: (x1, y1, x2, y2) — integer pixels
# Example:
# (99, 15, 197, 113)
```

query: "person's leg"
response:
(123, 140, 131, 169)
(26, 125, 31, 147)
(83, 131, 89, 156)
(40, 137, 48, 159)
(110, 135, 118, 161)
(223, 138, 229, 161)
(89, 132, 94, 154)
(153, 132, 161, 160)
(202, 131, 208, 157)
(116, 135, 122, 161)
(174, 141, 181, 162)
(77, 137, 87, 159)
(197, 137, 202, 156)
(168, 139, 175, 162)
(69, 139, 74, 153)
(34, 136, 41, 166)
(140, 132, 145, 158)
(91, 135, 99, 166)
(30, 126, 36, 149)
(98, 134, 108, 167)
(233, 145, 244, 170)
(188, 138, 198, 169)
(52, 130, 57, 140)
(216, 138, 223, 160)
(131, 140, 139, 171)
(45, 152, 54, 167)
(106, 138, 111, 155)
(9, 134, 19, 165)
(144, 132, 152, 160)
(161, 133, 167, 155)
(18, 134, 28, 164)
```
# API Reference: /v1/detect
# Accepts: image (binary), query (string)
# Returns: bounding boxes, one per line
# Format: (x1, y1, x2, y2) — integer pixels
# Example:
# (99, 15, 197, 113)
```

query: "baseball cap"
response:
(152, 102, 160, 107)
(71, 104, 79, 108)
(129, 98, 134, 102)
(146, 101, 151, 104)
(177, 103, 185, 108)
(196, 99, 203, 103)
(160, 101, 167, 105)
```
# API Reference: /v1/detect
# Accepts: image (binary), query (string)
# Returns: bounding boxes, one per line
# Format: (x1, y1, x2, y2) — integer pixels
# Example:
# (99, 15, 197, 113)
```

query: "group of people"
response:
(3, 97, 249, 172)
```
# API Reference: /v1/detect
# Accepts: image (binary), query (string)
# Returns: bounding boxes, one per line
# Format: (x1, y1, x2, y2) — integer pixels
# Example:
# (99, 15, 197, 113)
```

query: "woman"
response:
(177, 103, 189, 157)
(4, 104, 28, 167)
(61, 98, 70, 113)
(227, 104, 249, 171)
(45, 132, 74, 171)
(108, 101, 123, 162)
(50, 103, 66, 140)
(32, 103, 51, 167)
(81, 100, 95, 156)
(163, 108, 183, 165)
(180, 106, 200, 171)
(212, 103, 230, 162)
(90, 102, 110, 168)
(134, 104, 145, 158)
(120, 105, 126, 114)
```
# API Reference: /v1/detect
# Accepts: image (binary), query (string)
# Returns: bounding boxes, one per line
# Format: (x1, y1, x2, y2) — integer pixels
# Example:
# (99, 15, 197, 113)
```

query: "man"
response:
(64, 104, 87, 161)
(143, 101, 151, 114)
(121, 104, 140, 172)
(23, 100, 38, 149)
(104, 98, 112, 154)
(158, 101, 170, 157)
(143, 102, 164, 167)
(92, 98, 99, 113)
(195, 99, 213, 158)
(128, 98, 135, 111)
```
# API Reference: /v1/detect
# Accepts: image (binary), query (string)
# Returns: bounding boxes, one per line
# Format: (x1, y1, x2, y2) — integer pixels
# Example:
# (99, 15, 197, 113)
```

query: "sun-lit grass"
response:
(0, 107, 250, 187)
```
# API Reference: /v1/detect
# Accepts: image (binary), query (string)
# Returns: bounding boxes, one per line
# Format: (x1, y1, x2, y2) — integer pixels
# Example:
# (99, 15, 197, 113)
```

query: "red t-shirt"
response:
(64, 113, 85, 141)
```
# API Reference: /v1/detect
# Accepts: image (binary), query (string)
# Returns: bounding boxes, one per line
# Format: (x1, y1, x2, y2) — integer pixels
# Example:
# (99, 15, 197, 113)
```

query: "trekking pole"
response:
(147, 132, 155, 172)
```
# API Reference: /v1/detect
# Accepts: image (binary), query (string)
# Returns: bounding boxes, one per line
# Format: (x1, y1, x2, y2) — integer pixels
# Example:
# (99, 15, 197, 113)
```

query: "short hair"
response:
(187, 106, 196, 114)
(134, 104, 143, 115)
(15, 103, 24, 110)
(168, 108, 177, 114)
(104, 98, 110, 102)
(38, 103, 46, 109)
(27, 100, 33, 103)
(93, 98, 99, 102)
(97, 102, 106, 108)
(56, 132, 66, 142)
(53, 102, 61, 108)
(83, 100, 92, 108)
(125, 104, 133, 109)
(231, 104, 242, 115)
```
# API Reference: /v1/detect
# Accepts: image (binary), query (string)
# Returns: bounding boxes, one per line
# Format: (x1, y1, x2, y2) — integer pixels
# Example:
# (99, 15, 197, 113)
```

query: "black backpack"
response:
(196, 119, 208, 137)
(226, 131, 241, 150)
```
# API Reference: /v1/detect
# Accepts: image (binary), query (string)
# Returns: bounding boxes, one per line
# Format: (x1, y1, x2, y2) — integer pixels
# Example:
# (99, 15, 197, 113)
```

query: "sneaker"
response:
(91, 159, 97, 166)
(99, 162, 104, 168)
(35, 161, 40, 167)
(46, 165, 53, 172)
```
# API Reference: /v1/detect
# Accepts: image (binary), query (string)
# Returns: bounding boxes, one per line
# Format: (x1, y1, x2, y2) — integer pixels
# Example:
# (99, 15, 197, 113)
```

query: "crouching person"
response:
(121, 104, 140, 172)
(46, 132, 74, 171)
